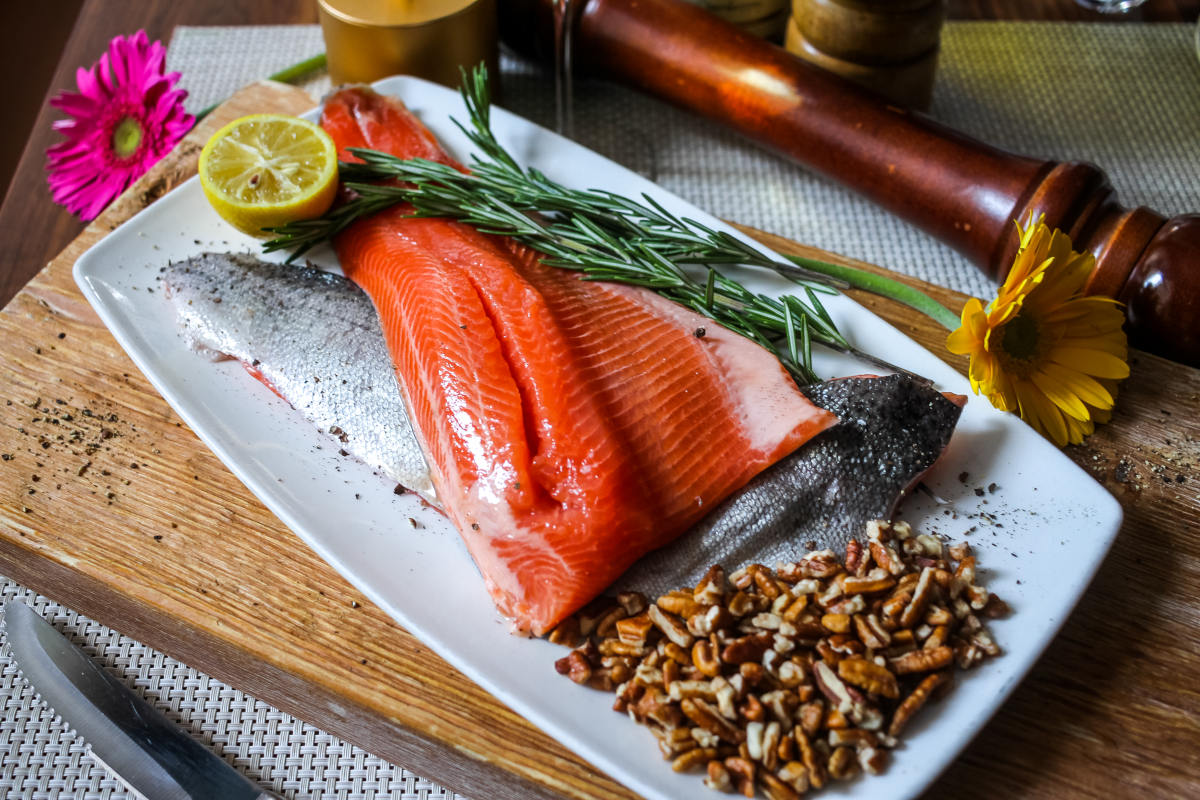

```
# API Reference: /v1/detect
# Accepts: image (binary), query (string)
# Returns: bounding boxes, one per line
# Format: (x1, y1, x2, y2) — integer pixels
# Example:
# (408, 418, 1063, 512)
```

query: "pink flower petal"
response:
(46, 29, 192, 220)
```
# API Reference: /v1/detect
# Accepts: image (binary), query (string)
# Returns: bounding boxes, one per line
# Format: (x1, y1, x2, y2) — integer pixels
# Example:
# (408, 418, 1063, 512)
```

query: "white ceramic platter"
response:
(74, 75, 1122, 799)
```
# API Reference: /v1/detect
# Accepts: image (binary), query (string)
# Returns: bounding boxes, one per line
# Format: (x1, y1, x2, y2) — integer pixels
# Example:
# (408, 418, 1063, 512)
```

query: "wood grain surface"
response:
(0, 79, 1196, 799)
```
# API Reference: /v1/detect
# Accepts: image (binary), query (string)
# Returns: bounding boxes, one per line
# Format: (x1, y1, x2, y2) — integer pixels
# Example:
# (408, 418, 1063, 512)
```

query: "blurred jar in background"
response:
(1072, 0, 1147, 13)
(318, 0, 498, 87)
(785, 0, 946, 110)
(688, 0, 792, 40)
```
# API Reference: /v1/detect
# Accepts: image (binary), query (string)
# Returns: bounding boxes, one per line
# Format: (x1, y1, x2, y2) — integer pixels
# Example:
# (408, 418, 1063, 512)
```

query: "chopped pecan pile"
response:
(550, 521, 1007, 798)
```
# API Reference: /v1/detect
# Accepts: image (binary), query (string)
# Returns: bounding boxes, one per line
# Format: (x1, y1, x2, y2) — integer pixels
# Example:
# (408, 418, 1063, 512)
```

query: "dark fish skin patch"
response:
(619, 374, 963, 597)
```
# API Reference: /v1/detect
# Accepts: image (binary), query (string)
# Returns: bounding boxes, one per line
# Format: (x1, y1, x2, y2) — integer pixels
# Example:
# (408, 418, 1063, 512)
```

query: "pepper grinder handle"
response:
(499, 0, 1200, 365)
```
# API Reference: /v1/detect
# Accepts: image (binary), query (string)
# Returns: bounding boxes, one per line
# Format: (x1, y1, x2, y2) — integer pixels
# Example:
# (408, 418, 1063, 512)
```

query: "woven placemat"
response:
(2, 21, 1197, 799)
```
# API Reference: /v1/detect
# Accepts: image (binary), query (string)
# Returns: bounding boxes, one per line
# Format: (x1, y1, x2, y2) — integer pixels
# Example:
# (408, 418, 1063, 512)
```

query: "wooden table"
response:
(1, 3, 1198, 799)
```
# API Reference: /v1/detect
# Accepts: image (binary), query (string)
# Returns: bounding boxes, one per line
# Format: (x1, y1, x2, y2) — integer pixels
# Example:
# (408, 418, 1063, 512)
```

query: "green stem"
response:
(269, 52, 328, 83)
(783, 254, 962, 331)
(193, 53, 327, 122)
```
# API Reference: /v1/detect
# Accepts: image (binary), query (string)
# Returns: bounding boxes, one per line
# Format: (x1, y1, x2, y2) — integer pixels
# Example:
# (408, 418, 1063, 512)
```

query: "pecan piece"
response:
(814, 659, 883, 729)
(890, 645, 953, 674)
(812, 660, 853, 709)
(859, 745, 888, 775)
(955, 641, 985, 669)
(953, 555, 977, 588)
(828, 728, 879, 750)
(869, 539, 905, 576)
(724, 756, 757, 798)
(648, 604, 694, 648)
(760, 689, 800, 730)
(689, 604, 734, 636)
(854, 613, 892, 650)
(760, 721, 783, 771)
(659, 589, 704, 620)
(721, 632, 773, 664)
(965, 582, 990, 611)
(794, 726, 826, 789)
(824, 707, 850, 730)
(547, 615, 583, 648)
(704, 760, 732, 792)
(898, 567, 935, 628)
(554, 650, 592, 684)
(776, 659, 806, 689)
(672, 746, 717, 772)
(797, 550, 843, 579)
(682, 697, 745, 743)
(826, 633, 865, 658)
(616, 591, 648, 616)
(947, 541, 971, 561)
(889, 671, 950, 736)
(923, 624, 950, 650)
(592, 604, 630, 638)
(842, 568, 897, 595)
(615, 612, 654, 645)
(670, 679, 719, 702)
(790, 617, 830, 640)
(778, 593, 809, 623)
(727, 590, 762, 618)
(827, 745, 858, 780)
(657, 726, 696, 758)
(923, 604, 954, 626)
(823, 594, 867, 616)
(693, 638, 722, 678)
(694, 565, 727, 606)
(739, 693, 765, 723)
(598, 638, 645, 658)
(633, 686, 685, 730)
(797, 700, 824, 738)
(776, 761, 810, 794)
(837, 657, 899, 699)
(981, 593, 1011, 619)
(760, 770, 801, 800)
(661, 640, 691, 664)
(750, 564, 789, 600)
(612, 679, 644, 713)
(844, 538, 866, 576)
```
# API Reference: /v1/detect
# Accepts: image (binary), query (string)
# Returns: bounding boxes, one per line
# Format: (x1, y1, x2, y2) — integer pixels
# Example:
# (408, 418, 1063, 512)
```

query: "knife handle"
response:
(498, 0, 1200, 365)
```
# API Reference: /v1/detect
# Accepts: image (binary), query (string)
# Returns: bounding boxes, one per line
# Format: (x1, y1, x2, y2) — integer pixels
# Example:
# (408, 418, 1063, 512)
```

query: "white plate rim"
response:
(72, 74, 1124, 800)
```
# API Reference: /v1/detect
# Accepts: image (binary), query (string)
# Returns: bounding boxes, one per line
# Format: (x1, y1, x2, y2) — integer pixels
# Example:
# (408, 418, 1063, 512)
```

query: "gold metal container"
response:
(318, 0, 498, 87)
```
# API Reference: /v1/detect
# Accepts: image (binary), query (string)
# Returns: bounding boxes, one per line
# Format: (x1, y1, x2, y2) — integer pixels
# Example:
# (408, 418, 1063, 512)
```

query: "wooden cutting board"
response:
(0, 81, 1196, 799)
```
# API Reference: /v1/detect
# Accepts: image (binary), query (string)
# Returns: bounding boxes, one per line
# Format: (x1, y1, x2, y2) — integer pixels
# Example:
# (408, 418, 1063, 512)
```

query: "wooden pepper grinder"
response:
(786, 0, 946, 109)
(498, 0, 1200, 365)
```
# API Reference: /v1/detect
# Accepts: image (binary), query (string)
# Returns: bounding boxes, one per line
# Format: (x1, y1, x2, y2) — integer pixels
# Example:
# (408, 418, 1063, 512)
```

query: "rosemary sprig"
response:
(263, 65, 923, 384)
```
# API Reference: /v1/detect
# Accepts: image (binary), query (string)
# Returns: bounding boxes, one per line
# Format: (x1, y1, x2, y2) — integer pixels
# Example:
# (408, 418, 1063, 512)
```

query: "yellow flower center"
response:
(1001, 312, 1040, 361)
(112, 117, 143, 159)
(991, 310, 1050, 379)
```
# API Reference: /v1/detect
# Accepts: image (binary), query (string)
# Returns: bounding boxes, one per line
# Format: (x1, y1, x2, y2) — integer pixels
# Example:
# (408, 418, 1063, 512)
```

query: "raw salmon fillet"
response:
(322, 87, 837, 633)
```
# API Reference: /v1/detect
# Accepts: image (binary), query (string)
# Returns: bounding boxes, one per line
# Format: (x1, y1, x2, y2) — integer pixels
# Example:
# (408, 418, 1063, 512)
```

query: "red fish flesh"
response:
(322, 87, 837, 633)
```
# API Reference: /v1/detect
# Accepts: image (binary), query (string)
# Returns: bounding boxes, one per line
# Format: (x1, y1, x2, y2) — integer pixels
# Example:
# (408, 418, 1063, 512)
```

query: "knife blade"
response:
(2, 598, 281, 800)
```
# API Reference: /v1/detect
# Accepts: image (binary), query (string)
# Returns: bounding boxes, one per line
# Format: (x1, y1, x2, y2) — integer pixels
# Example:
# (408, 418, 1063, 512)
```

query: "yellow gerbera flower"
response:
(947, 214, 1129, 446)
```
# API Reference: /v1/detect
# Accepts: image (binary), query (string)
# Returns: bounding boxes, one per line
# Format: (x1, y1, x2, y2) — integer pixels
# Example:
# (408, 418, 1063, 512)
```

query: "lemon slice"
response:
(199, 114, 338, 237)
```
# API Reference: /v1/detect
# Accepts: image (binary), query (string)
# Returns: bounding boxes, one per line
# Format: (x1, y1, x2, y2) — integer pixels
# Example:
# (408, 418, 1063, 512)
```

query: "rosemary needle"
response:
(264, 66, 921, 385)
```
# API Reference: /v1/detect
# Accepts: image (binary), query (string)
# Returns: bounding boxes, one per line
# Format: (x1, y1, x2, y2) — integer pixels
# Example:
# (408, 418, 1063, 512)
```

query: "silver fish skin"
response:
(161, 252, 436, 504)
(618, 374, 963, 597)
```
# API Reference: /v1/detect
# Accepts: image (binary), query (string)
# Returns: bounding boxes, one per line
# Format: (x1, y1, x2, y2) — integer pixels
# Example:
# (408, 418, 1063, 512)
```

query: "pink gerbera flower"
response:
(46, 31, 194, 221)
